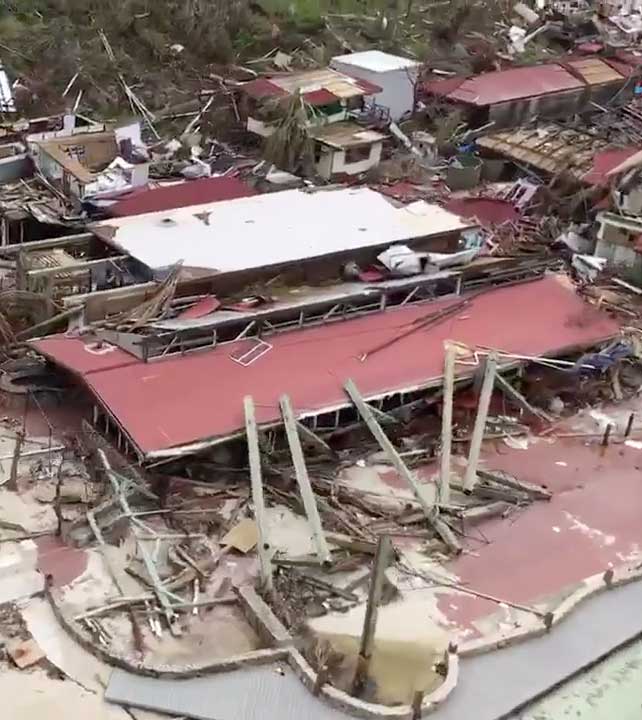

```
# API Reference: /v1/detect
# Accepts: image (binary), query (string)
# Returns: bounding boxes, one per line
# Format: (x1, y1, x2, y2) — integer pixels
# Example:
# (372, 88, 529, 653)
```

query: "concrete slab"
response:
(105, 577, 642, 720)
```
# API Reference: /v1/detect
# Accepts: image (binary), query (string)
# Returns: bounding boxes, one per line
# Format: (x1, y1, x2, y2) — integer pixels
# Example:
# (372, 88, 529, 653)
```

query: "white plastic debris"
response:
(377, 244, 424, 276)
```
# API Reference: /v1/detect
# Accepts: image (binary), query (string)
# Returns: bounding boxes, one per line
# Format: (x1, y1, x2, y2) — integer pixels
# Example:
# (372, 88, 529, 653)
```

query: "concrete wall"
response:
(330, 62, 417, 121)
(315, 142, 383, 179)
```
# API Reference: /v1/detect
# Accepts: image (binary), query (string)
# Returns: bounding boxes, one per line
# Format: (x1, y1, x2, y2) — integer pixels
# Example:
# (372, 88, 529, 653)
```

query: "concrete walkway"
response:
(105, 579, 642, 720)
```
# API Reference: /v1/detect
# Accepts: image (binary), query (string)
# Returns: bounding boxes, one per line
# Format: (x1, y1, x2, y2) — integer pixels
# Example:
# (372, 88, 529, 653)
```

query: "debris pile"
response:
(2, 1, 642, 718)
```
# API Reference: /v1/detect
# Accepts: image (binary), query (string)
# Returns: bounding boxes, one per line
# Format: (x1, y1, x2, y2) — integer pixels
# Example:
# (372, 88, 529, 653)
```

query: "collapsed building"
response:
(4, 17, 642, 720)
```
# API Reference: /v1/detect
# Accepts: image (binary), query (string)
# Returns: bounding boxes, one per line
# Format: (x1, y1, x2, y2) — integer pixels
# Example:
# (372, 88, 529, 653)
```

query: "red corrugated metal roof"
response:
(108, 177, 257, 218)
(423, 64, 584, 107)
(303, 88, 340, 105)
(240, 77, 287, 100)
(582, 147, 639, 187)
(444, 197, 519, 226)
(31, 276, 618, 456)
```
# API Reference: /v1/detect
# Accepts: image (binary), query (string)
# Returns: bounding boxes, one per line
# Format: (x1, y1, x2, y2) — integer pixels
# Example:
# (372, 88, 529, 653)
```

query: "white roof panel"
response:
(91, 187, 471, 274)
(331, 50, 420, 73)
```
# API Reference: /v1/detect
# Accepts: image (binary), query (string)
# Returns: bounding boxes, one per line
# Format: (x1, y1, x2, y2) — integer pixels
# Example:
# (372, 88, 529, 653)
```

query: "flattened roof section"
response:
(240, 68, 381, 104)
(477, 125, 636, 185)
(108, 177, 257, 218)
(309, 121, 387, 149)
(90, 187, 472, 274)
(424, 64, 584, 106)
(31, 276, 619, 456)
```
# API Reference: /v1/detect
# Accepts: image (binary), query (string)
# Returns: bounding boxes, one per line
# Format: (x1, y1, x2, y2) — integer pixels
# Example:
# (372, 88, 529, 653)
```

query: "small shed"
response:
(330, 50, 421, 121)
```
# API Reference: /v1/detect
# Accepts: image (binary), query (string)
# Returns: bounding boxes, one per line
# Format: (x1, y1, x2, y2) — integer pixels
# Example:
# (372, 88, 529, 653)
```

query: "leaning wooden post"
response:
(439, 343, 456, 505)
(7, 430, 25, 492)
(244, 396, 273, 593)
(280, 395, 332, 565)
(463, 354, 497, 493)
(353, 534, 393, 695)
(345, 379, 461, 554)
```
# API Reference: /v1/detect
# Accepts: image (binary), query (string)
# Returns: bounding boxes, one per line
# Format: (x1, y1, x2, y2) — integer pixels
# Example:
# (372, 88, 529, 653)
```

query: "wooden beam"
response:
(0, 232, 93, 256)
(244, 396, 273, 592)
(296, 420, 334, 456)
(280, 395, 332, 565)
(15, 306, 81, 340)
(439, 343, 456, 505)
(463, 354, 497, 493)
(495, 372, 552, 422)
(477, 469, 552, 501)
(26, 254, 129, 278)
(368, 403, 396, 425)
(344, 379, 461, 554)
(353, 534, 393, 695)
(7, 430, 24, 492)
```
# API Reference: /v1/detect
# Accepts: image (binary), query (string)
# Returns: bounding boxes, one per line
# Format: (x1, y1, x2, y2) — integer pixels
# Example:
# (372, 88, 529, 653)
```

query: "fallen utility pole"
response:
(463, 354, 497, 492)
(279, 395, 332, 565)
(244, 396, 273, 593)
(439, 343, 456, 505)
(344, 379, 461, 554)
(353, 534, 393, 695)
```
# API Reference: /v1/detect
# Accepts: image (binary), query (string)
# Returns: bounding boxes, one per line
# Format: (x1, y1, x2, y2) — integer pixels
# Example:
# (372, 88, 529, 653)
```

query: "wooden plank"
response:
(279, 395, 332, 565)
(243, 396, 273, 592)
(296, 420, 334, 456)
(463, 354, 497, 492)
(495, 372, 552, 422)
(353, 534, 393, 695)
(477, 469, 552, 500)
(439, 343, 456, 505)
(0, 232, 93, 256)
(344, 379, 461, 554)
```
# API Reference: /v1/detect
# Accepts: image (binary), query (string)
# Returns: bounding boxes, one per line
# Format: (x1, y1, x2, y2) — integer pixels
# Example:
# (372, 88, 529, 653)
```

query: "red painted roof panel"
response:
(423, 64, 584, 107)
(108, 177, 257, 218)
(32, 276, 618, 456)
(239, 77, 287, 100)
(583, 147, 639, 186)
(302, 88, 340, 106)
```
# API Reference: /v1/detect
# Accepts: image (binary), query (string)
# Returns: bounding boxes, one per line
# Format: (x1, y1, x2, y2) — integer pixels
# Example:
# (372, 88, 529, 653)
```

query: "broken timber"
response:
(279, 395, 332, 565)
(295, 420, 335, 456)
(243, 396, 273, 592)
(495, 372, 553, 423)
(477, 469, 552, 501)
(463, 354, 497, 493)
(344, 379, 461, 554)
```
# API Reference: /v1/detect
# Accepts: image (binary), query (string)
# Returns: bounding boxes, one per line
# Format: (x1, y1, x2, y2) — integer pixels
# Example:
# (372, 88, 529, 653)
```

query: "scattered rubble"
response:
(1, 1, 642, 718)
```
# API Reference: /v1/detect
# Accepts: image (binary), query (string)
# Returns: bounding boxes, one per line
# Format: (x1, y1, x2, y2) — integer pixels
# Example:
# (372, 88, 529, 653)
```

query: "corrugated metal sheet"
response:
(106, 664, 354, 720)
(31, 276, 618, 456)
(241, 69, 381, 102)
(91, 187, 470, 275)
(567, 57, 625, 86)
(476, 125, 630, 183)
(108, 177, 257, 218)
(424, 64, 583, 107)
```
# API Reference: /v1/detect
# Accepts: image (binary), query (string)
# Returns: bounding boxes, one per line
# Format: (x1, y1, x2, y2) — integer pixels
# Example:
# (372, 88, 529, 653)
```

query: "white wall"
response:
(330, 62, 418, 121)
(315, 141, 382, 179)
